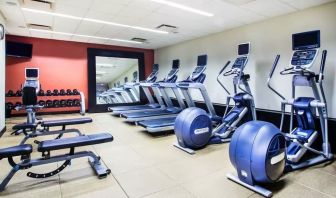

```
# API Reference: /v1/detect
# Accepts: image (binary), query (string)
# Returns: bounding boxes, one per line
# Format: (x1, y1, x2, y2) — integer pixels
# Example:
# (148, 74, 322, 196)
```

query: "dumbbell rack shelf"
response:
(5, 94, 84, 116)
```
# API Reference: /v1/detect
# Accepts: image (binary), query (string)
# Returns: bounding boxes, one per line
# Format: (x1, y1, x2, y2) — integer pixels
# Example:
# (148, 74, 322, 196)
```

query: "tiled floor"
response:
(1, 113, 335, 198)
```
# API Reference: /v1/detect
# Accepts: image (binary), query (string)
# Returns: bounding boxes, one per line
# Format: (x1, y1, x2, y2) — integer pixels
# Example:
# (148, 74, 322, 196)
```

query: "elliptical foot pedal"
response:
(227, 173, 273, 197)
(173, 142, 195, 155)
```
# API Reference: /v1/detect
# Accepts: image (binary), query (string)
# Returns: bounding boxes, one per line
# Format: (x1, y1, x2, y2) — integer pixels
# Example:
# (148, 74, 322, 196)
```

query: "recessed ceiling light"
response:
(29, 29, 142, 44)
(22, 8, 169, 34)
(150, 0, 214, 17)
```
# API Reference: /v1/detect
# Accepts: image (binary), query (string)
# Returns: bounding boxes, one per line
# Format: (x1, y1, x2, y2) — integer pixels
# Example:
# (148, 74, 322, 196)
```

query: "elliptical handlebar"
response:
(267, 55, 286, 100)
(269, 55, 280, 78)
(217, 61, 231, 95)
(219, 61, 231, 75)
(319, 50, 327, 82)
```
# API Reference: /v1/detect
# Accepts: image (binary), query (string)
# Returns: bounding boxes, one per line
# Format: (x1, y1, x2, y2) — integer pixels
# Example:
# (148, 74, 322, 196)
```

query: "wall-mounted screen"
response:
(6, 41, 33, 58)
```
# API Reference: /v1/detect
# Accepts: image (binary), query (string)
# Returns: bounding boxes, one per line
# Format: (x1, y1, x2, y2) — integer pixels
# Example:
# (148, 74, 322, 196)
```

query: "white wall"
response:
(154, 2, 336, 118)
(0, 15, 5, 131)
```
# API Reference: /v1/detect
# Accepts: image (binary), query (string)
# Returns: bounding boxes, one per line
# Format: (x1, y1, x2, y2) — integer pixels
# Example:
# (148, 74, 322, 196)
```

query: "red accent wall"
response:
(6, 35, 154, 114)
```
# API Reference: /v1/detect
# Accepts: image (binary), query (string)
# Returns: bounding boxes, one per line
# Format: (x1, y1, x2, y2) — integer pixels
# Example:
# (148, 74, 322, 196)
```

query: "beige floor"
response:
(1, 113, 335, 198)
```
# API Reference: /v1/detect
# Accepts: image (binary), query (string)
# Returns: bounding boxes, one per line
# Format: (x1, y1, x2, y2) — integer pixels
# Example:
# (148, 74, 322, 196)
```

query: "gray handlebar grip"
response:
(269, 55, 280, 78)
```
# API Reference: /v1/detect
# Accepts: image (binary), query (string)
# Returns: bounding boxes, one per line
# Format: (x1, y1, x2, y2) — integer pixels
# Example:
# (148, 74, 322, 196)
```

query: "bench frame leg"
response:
(0, 150, 111, 192)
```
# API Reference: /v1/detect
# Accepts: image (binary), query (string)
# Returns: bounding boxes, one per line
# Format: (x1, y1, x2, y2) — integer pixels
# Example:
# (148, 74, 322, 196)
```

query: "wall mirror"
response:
(88, 48, 145, 113)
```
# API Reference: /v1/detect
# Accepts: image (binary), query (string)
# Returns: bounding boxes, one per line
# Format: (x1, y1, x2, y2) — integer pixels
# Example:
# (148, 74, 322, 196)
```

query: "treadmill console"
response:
(166, 59, 180, 79)
(146, 64, 159, 82)
(290, 30, 320, 70)
(190, 55, 207, 80)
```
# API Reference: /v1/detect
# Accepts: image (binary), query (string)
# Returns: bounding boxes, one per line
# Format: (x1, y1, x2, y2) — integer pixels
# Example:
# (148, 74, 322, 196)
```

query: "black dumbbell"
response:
(38, 89, 45, 96)
(46, 100, 53, 108)
(53, 100, 60, 108)
(60, 100, 67, 107)
(15, 102, 22, 108)
(46, 90, 52, 96)
(66, 99, 74, 107)
(72, 89, 80, 95)
(6, 90, 14, 97)
(6, 102, 14, 110)
(66, 89, 73, 95)
(38, 100, 46, 107)
(15, 90, 23, 97)
(53, 89, 59, 96)
(73, 99, 80, 106)
(59, 89, 66, 96)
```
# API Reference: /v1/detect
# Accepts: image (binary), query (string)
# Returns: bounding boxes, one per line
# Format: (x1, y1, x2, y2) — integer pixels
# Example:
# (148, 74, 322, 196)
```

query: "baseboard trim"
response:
(0, 126, 6, 138)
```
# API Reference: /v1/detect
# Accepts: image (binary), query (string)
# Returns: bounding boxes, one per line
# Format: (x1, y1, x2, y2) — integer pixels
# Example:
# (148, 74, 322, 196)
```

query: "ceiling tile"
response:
(95, 25, 125, 38)
(6, 25, 30, 36)
(55, 0, 94, 10)
(90, 0, 130, 15)
(52, 33, 72, 41)
(241, 0, 298, 17)
(279, 0, 335, 10)
(53, 17, 80, 33)
(71, 35, 89, 43)
(23, 10, 54, 26)
(30, 30, 52, 38)
(75, 20, 104, 35)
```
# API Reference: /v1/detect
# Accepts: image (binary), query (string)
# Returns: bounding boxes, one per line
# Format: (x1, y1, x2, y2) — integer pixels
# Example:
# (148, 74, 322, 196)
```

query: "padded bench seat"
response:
(12, 123, 37, 130)
(41, 117, 92, 127)
(38, 133, 113, 152)
(0, 145, 33, 158)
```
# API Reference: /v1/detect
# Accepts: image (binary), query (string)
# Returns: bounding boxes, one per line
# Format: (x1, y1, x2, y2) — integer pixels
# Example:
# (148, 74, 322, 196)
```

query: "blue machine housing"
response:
(229, 121, 286, 185)
(174, 108, 212, 149)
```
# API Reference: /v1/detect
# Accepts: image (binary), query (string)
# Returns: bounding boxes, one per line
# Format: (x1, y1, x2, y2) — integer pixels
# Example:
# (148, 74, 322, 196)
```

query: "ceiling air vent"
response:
(156, 24, 178, 34)
(131, 38, 147, 43)
(22, 0, 54, 10)
(28, 23, 52, 30)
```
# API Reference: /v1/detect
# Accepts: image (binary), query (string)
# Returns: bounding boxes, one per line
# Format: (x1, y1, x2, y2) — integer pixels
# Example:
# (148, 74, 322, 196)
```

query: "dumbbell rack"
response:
(5, 92, 85, 117)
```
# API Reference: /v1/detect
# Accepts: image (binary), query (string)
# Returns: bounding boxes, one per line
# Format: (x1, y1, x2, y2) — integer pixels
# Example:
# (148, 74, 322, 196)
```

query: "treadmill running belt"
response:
(122, 108, 180, 118)
(139, 117, 176, 128)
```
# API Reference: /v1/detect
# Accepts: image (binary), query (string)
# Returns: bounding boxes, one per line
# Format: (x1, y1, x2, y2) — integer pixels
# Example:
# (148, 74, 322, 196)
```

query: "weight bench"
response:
(13, 117, 93, 145)
(0, 133, 113, 192)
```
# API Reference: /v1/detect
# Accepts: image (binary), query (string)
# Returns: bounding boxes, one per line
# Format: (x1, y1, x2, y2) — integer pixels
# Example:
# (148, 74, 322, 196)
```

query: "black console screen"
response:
(238, 43, 249, 55)
(26, 68, 38, 78)
(172, 59, 180, 69)
(292, 30, 320, 50)
(197, 55, 207, 66)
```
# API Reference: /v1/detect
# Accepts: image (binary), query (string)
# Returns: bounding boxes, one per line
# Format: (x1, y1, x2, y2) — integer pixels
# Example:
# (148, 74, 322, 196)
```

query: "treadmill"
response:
(120, 60, 182, 123)
(108, 64, 162, 115)
(138, 55, 217, 133)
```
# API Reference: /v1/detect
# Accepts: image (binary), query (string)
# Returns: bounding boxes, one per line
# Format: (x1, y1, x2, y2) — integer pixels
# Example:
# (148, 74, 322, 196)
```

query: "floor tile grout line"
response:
(111, 172, 131, 198)
(294, 180, 335, 198)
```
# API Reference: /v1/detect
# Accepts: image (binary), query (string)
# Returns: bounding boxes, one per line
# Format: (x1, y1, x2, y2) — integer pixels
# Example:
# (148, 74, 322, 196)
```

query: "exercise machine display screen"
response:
(292, 30, 320, 50)
(238, 43, 249, 55)
(153, 64, 159, 72)
(197, 55, 207, 66)
(25, 68, 39, 78)
(172, 59, 180, 69)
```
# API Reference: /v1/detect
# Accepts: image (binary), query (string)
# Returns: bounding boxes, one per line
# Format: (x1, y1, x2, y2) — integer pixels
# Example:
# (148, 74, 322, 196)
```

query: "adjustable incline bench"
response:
(0, 132, 113, 191)
(13, 116, 93, 145)
(11, 69, 94, 144)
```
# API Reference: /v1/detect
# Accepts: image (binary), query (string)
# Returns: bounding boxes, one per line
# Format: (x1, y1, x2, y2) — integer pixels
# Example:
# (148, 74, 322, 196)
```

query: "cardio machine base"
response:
(285, 154, 334, 173)
(227, 173, 273, 197)
(173, 142, 196, 155)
